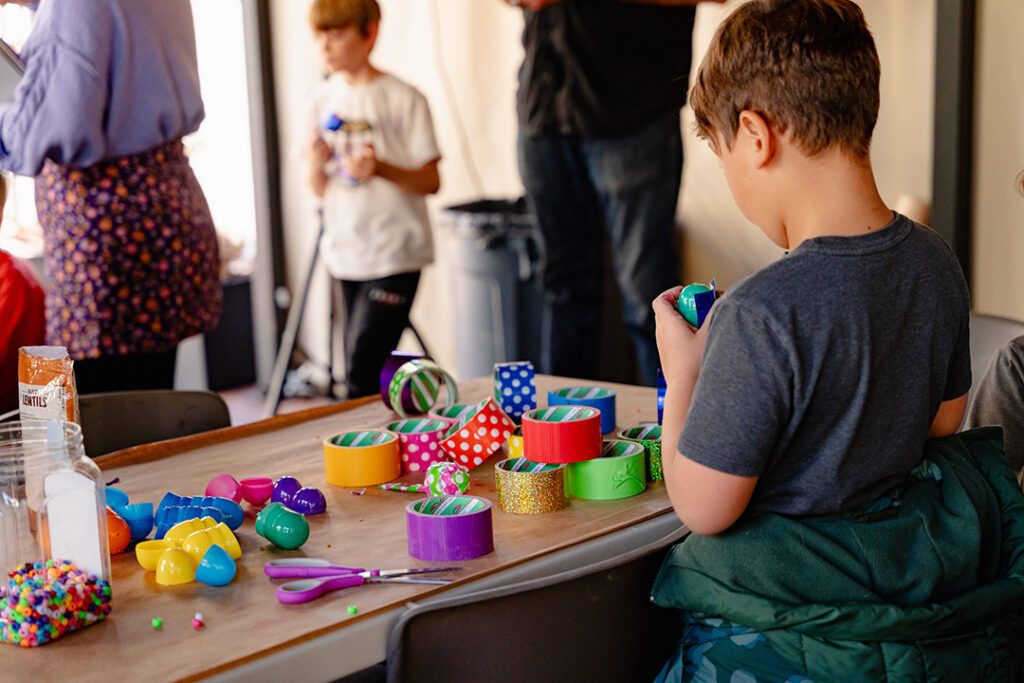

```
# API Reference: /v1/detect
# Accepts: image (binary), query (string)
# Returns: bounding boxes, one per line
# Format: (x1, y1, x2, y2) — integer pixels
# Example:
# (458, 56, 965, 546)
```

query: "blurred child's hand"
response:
(310, 135, 331, 168)
(653, 285, 713, 388)
(342, 144, 377, 183)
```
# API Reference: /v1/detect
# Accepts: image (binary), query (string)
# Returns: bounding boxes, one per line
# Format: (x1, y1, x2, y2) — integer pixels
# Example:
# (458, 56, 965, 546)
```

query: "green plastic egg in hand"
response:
(676, 282, 715, 328)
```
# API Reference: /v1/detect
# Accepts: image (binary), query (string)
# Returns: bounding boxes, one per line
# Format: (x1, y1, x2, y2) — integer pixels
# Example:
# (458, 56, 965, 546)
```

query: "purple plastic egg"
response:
(289, 487, 327, 515)
(271, 476, 302, 506)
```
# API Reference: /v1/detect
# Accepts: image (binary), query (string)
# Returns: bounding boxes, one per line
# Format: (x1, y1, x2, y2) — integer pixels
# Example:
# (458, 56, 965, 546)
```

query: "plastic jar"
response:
(0, 421, 110, 581)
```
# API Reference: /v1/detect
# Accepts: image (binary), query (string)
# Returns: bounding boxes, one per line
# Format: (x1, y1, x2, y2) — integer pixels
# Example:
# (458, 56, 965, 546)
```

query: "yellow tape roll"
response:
(323, 429, 401, 487)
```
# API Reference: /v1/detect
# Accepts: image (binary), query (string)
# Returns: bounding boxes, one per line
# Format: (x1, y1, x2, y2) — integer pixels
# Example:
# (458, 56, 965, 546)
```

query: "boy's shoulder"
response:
(722, 215, 961, 318)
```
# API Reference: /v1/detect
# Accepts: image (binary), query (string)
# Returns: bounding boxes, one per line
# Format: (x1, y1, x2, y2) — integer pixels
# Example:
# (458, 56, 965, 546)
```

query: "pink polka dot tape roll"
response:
(0, 559, 112, 647)
(440, 398, 516, 470)
(383, 418, 451, 473)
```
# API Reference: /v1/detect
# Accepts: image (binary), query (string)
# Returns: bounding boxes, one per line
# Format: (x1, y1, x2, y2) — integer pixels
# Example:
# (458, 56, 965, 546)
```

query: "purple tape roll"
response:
(405, 495, 494, 561)
(379, 351, 424, 413)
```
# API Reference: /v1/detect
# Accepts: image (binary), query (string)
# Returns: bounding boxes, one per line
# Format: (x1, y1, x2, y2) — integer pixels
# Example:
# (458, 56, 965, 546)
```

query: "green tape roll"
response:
(388, 359, 459, 419)
(618, 425, 664, 482)
(566, 439, 646, 500)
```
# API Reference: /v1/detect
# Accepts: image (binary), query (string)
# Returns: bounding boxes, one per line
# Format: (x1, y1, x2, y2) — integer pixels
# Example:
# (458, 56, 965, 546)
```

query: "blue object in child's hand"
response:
(676, 281, 718, 328)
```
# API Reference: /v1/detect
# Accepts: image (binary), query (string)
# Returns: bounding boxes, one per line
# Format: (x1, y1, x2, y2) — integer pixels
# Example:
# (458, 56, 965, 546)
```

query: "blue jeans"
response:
(517, 112, 682, 386)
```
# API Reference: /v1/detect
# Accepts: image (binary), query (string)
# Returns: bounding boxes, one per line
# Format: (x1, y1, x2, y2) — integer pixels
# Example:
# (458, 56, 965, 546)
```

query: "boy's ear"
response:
(365, 20, 379, 44)
(736, 110, 775, 169)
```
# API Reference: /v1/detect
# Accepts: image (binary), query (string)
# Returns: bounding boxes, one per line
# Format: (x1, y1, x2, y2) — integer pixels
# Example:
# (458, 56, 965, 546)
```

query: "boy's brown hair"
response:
(309, 0, 380, 36)
(690, 0, 880, 160)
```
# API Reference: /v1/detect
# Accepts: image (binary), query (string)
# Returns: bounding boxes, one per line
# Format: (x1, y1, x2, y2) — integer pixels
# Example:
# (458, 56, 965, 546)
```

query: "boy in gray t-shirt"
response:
(653, 0, 970, 534)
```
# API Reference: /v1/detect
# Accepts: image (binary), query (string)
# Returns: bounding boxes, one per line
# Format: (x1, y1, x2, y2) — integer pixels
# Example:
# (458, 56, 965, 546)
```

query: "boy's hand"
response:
(342, 144, 377, 183)
(310, 135, 331, 168)
(653, 285, 714, 388)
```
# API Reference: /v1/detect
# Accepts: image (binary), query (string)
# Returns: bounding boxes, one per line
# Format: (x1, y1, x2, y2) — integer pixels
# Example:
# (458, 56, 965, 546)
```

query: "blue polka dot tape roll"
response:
(493, 361, 536, 420)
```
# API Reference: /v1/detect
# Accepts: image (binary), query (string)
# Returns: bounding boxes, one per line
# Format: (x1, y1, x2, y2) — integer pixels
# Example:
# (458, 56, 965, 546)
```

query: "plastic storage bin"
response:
(440, 198, 543, 380)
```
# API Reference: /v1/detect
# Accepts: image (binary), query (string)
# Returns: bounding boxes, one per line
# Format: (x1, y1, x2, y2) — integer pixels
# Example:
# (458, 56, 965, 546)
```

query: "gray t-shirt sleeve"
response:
(946, 312, 972, 400)
(677, 297, 792, 478)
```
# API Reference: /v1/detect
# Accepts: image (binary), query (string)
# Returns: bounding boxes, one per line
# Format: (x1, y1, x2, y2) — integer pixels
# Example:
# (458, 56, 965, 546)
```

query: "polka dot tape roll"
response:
(387, 359, 459, 419)
(618, 424, 663, 482)
(494, 457, 568, 514)
(440, 398, 516, 470)
(382, 418, 450, 473)
(547, 386, 617, 434)
(428, 402, 479, 431)
(522, 405, 603, 464)
(506, 426, 524, 459)
(406, 495, 494, 561)
(493, 361, 536, 420)
(566, 439, 646, 500)
(323, 429, 401, 487)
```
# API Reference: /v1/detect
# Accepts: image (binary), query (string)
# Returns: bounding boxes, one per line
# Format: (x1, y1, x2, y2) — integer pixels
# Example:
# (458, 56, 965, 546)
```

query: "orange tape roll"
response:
(323, 429, 401, 487)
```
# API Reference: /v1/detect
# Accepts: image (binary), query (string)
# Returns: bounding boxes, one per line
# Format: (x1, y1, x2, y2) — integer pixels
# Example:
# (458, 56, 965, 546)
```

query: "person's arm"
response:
(308, 130, 331, 198)
(653, 287, 758, 535)
(929, 392, 968, 438)
(374, 157, 440, 196)
(343, 145, 441, 196)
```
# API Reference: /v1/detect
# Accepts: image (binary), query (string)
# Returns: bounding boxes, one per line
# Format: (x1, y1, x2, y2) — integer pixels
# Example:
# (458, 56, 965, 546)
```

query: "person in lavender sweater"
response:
(0, 0, 221, 393)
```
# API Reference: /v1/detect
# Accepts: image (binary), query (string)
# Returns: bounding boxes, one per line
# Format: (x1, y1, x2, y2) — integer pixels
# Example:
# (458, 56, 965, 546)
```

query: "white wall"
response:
(271, 0, 950, 381)
(971, 0, 1024, 321)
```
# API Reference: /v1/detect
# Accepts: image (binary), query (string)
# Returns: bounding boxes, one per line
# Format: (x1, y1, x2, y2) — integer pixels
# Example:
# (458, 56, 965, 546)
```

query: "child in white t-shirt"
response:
(307, 0, 441, 398)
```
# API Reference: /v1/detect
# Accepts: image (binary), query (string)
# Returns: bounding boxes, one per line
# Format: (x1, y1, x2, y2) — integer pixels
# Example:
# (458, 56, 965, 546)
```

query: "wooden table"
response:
(3, 376, 678, 682)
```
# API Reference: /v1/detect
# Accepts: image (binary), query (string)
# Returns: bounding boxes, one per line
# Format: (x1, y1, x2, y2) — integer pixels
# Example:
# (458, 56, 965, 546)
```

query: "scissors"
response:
(265, 559, 461, 604)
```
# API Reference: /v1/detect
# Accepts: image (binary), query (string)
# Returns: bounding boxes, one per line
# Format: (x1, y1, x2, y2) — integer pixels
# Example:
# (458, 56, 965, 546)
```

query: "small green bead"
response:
(347, 605, 358, 615)
(151, 617, 162, 629)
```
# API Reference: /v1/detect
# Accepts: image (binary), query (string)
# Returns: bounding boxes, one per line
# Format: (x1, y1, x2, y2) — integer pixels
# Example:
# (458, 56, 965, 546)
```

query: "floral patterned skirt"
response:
(36, 139, 222, 359)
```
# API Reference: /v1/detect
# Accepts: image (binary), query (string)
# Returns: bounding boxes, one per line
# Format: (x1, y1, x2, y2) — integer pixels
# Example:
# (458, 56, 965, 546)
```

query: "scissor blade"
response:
(374, 567, 461, 578)
(369, 576, 453, 585)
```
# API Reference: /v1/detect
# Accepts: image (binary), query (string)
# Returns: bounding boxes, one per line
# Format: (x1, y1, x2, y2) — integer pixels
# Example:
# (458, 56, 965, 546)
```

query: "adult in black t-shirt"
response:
(510, 0, 719, 385)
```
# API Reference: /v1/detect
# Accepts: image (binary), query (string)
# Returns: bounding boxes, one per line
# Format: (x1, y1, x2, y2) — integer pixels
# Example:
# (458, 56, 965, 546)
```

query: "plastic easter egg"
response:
(105, 486, 130, 512)
(120, 502, 155, 541)
(206, 523, 243, 559)
(271, 476, 302, 506)
(255, 502, 310, 550)
(182, 523, 242, 563)
(106, 507, 131, 554)
(424, 461, 470, 496)
(156, 548, 196, 585)
(288, 487, 327, 515)
(239, 477, 274, 506)
(155, 505, 225, 539)
(136, 539, 177, 571)
(195, 544, 236, 586)
(676, 283, 713, 328)
(163, 516, 219, 546)
(205, 474, 243, 503)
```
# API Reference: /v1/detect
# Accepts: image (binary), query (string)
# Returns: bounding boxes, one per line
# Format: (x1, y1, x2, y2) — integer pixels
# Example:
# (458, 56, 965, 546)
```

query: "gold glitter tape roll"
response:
(493, 457, 568, 515)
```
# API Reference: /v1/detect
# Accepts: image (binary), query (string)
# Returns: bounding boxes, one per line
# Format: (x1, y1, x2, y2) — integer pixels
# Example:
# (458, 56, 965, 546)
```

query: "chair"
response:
(79, 389, 231, 458)
(385, 524, 689, 683)
(968, 311, 1024, 408)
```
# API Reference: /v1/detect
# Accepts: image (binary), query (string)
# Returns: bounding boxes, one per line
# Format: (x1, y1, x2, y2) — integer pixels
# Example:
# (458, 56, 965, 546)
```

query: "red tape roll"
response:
(521, 405, 602, 464)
